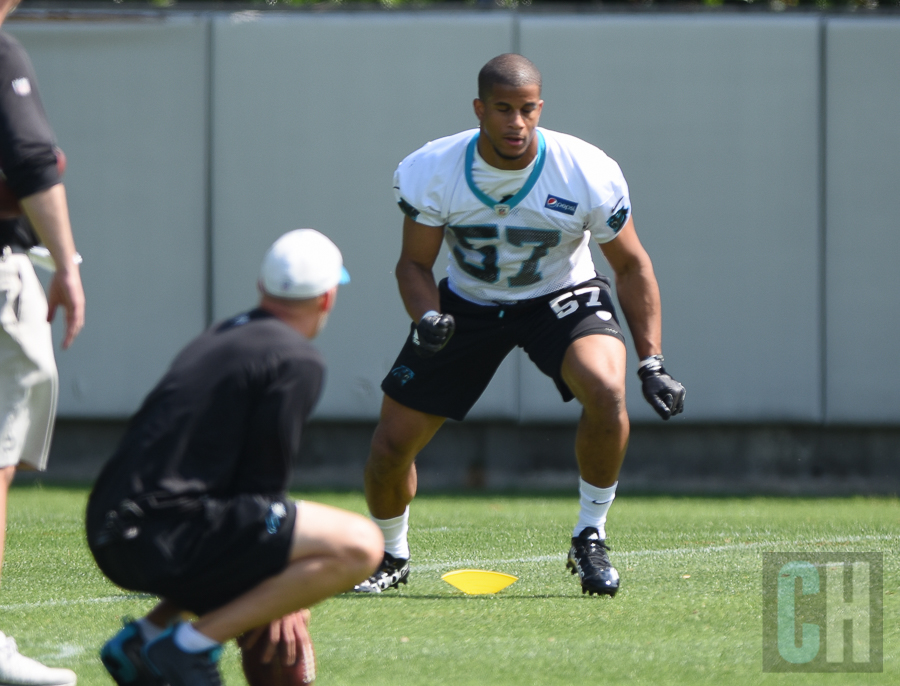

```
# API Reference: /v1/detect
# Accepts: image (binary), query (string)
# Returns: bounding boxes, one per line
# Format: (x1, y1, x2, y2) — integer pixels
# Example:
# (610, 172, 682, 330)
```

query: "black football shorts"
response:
(87, 492, 296, 615)
(381, 274, 625, 421)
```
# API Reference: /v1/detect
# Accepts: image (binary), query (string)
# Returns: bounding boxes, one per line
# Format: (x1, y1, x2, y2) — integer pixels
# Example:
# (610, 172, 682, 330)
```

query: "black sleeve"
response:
(0, 32, 60, 199)
(234, 353, 325, 495)
(277, 356, 325, 459)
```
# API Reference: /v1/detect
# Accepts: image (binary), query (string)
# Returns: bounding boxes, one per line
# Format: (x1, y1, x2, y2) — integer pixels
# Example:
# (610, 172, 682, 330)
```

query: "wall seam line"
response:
(204, 17, 215, 327)
(818, 17, 828, 425)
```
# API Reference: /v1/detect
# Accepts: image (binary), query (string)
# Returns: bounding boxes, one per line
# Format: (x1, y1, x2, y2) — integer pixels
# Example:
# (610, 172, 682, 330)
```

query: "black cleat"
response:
(566, 527, 620, 597)
(352, 552, 410, 593)
(100, 620, 167, 686)
(142, 627, 223, 686)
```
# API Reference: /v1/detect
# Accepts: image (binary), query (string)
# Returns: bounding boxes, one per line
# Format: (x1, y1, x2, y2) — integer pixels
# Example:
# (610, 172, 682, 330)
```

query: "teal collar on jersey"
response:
(465, 130, 546, 216)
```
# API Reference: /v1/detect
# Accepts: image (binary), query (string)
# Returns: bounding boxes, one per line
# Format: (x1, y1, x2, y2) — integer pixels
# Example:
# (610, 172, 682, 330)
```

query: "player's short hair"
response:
(478, 54, 542, 102)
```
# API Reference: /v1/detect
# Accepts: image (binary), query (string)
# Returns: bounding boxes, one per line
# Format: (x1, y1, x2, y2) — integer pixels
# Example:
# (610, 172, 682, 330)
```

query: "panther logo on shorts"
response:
(266, 502, 287, 535)
(390, 365, 415, 386)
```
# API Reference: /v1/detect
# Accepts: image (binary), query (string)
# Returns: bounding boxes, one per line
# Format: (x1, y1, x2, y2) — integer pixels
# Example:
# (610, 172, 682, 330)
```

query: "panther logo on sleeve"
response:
(606, 205, 629, 232)
(397, 196, 420, 220)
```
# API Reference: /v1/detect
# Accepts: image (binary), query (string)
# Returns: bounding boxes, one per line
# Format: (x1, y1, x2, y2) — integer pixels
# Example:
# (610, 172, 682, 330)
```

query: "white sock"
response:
(573, 479, 617, 540)
(173, 623, 220, 653)
(373, 508, 410, 560)
(136, 617, 164, 643)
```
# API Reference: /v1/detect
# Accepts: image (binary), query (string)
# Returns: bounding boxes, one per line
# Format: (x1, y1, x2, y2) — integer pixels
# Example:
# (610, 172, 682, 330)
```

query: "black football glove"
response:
(637, 355, 685, 421)
(412, 311, 455, 358)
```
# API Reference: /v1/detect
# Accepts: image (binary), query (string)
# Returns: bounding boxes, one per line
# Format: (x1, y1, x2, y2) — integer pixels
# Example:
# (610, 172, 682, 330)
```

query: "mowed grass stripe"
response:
(5, 529, 894, 608)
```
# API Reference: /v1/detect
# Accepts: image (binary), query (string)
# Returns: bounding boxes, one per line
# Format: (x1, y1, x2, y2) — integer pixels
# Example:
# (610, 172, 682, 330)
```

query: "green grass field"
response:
(1, 485, 896, 685)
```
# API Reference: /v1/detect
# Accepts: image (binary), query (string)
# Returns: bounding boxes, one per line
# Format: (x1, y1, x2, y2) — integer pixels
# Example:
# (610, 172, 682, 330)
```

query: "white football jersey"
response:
(393, 127, 631, 303)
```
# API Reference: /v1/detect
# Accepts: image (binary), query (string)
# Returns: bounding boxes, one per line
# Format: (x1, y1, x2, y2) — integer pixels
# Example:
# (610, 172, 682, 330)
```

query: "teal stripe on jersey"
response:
(464, 131, 546, 212)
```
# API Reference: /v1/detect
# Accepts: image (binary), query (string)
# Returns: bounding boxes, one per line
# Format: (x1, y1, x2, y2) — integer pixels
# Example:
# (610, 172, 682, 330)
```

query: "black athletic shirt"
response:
(88, 309, 325, 510)
(0, 30, 62, 248)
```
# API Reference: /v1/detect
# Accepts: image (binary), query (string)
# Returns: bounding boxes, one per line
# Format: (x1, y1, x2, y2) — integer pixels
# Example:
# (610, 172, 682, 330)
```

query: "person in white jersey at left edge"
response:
(354, 53, 685, 597)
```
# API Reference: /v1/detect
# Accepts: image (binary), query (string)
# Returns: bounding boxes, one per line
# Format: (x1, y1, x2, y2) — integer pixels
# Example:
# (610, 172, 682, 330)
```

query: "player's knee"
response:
(368, 427, 418, 473)
(579, 381, 626, 421)
(340, 516, 384, 577)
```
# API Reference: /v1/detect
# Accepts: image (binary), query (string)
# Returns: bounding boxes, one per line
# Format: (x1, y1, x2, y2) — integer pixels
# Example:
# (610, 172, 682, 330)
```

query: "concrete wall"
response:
(12, 17, 209, 416)
(521, 16, 823, 423)
(7, 11, 899, 426)
(825, 18, 900, 424)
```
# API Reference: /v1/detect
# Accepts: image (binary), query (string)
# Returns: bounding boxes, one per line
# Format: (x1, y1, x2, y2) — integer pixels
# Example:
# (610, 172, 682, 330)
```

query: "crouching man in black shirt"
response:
(86, 230, 383, 686)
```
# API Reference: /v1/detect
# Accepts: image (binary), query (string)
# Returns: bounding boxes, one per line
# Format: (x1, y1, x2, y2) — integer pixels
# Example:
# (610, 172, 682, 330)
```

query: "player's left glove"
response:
(637, 355, 685, 421)
(412, 310, 455, 358)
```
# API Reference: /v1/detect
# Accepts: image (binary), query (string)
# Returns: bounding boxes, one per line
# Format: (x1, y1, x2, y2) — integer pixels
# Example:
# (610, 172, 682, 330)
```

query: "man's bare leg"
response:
(364, 396, 445, 520)
(192, 502, 382, 642)
(0, 464, 78, 684)
(104, 503, 381, 686)
(349, 397, 445, 593)
(0, 465, 14, 584)
(145, 600, 185, 630)
(560, 334, 628, 597)
(562, 335, 629, 489)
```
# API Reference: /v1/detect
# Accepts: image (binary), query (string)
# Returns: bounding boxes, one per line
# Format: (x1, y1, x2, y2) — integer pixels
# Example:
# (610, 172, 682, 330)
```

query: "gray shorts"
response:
(0, 250, 57, 471)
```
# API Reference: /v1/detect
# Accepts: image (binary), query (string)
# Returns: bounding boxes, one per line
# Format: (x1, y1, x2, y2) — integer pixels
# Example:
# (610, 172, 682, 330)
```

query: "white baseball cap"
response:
(259, 229, 350, 299)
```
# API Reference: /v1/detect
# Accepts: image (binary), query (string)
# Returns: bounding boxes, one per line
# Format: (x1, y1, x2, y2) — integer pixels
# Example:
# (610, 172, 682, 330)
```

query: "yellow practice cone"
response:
(441, 569, 518, 595)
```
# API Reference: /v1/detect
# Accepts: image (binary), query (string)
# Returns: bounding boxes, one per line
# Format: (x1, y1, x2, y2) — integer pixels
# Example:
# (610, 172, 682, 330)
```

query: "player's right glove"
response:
(412, 310, 455, 358)
(637, 355, 685, 421)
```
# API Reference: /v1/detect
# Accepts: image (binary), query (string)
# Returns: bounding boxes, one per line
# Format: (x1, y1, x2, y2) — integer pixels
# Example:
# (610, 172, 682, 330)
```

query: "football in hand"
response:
(238, 610, 316, 686)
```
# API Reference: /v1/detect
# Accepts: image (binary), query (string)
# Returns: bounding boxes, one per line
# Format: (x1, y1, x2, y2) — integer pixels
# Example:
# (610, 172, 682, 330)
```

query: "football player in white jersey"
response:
(354, 54, 684, 597)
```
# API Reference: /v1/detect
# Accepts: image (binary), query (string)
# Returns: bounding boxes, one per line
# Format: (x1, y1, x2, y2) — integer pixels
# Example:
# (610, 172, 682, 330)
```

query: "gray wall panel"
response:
(521, 16, 822, 422)
(211, 13, 514, 420)
(9, 19, 209, 417)
(7, 13, 897, 426)
(825, 19, 900, 423)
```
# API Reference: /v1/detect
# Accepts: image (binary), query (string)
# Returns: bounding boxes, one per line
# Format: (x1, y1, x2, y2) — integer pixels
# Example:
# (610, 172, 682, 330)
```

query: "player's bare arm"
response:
(395, 215, 455, 357)
(395, 215, 444, 321)
(598, 217, 661, 361)
(20, 183, 84, 348)
(600, 217, 685, 419)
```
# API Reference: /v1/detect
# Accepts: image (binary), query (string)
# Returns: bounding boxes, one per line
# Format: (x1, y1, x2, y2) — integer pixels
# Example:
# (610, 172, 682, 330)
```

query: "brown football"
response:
(238, 611, 316, 686)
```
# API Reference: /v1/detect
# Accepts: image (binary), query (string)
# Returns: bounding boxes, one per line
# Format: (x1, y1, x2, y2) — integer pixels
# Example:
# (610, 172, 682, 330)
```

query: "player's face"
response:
(474, 83, 543, 170)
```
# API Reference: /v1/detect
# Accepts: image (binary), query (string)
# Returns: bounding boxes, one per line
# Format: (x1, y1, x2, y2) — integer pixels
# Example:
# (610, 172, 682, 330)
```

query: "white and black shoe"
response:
(352, 552, 410, 593)
(566, 527, 620, 597)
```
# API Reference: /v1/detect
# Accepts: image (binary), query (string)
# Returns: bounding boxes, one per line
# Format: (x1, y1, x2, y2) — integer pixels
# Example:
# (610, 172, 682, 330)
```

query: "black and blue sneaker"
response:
(100, 620, 166, 686)
(566, 527, 620, 597)
(142, 626, 223, 686)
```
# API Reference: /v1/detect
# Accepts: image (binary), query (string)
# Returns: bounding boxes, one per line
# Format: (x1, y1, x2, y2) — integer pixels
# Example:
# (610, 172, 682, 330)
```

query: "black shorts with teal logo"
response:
(87, 492, 296, 615)
(382, 275, 625, 421)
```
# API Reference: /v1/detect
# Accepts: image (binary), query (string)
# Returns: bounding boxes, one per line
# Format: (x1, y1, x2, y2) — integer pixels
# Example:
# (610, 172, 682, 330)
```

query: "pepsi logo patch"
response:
(545, 195, 577, 215)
